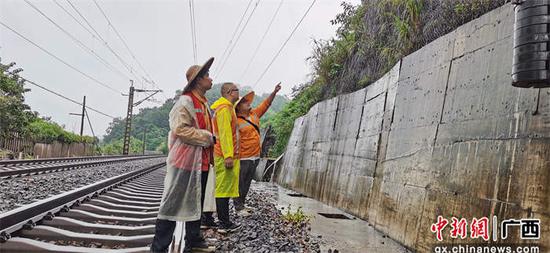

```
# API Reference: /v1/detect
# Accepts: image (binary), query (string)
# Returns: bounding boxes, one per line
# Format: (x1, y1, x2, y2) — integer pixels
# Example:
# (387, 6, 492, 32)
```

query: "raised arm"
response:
(253, 83, 281, 118)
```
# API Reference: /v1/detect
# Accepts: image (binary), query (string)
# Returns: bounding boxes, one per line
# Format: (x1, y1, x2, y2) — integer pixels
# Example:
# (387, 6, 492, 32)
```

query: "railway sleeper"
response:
(96, 196, 160, 207)
(40, 217, 155, 236)
(87, 199, 159, 212)
(62, 209, 156, 226)
(103, 192, 161, 203)
(74, 204, 158, 218)
(110, 189, 162, 199)
(118, 185, 163, 195)
(0, 237, 150, 253)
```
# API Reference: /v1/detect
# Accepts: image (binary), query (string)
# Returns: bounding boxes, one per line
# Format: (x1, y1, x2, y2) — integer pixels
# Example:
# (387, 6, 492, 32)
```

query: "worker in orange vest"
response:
(233, 83, 281, 216)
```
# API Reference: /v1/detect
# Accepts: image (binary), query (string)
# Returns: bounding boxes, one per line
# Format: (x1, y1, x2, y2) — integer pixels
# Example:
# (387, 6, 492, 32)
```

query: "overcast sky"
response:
(0, 0, 360, 138)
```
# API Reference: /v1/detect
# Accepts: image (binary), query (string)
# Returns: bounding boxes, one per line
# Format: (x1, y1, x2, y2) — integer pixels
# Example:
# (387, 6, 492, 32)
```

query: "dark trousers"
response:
(233, 159, 259, 211)
(184, 170, 212, 242)
(151, 170, 210, 253)
(200, 171, 215, 223)
(215, 197, 230, 226)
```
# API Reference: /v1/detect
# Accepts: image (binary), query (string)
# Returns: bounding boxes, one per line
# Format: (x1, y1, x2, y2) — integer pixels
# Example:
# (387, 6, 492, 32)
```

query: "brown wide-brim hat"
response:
(183, 57, 214, 93)
(235, 91, 255, 110)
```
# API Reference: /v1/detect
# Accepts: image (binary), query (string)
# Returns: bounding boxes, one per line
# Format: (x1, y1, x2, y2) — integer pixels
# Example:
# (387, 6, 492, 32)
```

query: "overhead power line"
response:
(25, 0, 131, 82)
(189, 0, 198, 64)
(216, 0, 261, 77)
(92, 0, 167, 99)
(53, 0, 95, 39)
(239, 0, 284, 80)
(66, 0, 143, 85)
(92, 0, 156, 85)
(213, 0, 254, 74)
(0, 20, 121, 94)
(253, 0, 317, 87)
(8, 72, 116, 119)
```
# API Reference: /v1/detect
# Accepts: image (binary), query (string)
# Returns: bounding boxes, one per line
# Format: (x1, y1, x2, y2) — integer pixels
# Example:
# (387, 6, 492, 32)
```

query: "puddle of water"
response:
(317, 212, 352, 220)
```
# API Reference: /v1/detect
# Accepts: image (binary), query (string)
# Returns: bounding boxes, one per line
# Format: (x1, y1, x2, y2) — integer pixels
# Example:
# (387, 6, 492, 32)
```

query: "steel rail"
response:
(0, 155, 165, 178)
(0, 154, 156, 167)
(0, 161, 165, 242)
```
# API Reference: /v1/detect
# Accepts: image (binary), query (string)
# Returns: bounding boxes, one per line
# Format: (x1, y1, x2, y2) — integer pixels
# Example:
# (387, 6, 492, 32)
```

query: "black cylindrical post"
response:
(513, 0, 550, 88)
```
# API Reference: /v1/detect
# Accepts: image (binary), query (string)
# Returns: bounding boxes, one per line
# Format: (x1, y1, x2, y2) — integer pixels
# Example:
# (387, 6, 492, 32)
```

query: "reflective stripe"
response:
(240, 156, 260, 161)
(238, 122, 251, 130)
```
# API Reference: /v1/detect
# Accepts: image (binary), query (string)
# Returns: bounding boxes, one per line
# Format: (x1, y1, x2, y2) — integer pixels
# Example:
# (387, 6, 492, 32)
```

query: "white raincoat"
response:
(157, 94, 215, 221)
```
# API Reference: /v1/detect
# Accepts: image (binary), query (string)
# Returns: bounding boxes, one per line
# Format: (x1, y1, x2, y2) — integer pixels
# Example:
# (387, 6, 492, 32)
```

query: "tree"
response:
(102, 88, 288, 152)
(1, 59, 95, 148)
(26, 117, 96, 144)
(102, 94, 175, 152)
(100, 136, 144, 155)
(0, 60, 36, 137)
(205, 83, 289, 127)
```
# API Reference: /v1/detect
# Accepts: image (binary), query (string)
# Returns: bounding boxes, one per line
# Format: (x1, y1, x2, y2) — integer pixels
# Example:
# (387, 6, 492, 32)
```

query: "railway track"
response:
(0, 155, 164, 178)
(0, 161, 166, 252)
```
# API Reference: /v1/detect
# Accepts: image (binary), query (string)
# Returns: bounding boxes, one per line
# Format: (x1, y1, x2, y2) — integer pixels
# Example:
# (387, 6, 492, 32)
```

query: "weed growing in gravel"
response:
(282, 205, 311, 225)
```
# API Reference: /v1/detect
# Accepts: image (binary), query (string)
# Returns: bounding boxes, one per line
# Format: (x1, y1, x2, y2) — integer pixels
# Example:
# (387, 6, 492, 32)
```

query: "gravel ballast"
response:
(203, 183, 321, 253)
(0, 157, 165, 213)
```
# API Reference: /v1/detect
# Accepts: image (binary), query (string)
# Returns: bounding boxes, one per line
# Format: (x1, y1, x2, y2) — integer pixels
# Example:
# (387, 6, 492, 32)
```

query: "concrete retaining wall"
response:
(276, 5, 549, 252)
(33, 141, 95, 158)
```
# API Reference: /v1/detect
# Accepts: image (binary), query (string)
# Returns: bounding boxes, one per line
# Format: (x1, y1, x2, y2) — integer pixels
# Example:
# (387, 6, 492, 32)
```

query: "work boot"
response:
(183, 239, 215, 253)
(218, 222, 241, 234)
(200, 217, 219, 229)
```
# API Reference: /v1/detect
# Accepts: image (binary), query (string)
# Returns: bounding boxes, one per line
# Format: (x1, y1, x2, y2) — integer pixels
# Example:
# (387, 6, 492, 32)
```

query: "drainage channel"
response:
(0, 163, 165, 252)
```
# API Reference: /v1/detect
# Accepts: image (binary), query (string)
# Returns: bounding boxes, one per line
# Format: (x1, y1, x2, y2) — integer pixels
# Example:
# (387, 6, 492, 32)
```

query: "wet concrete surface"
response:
(260, 182, 412, 253)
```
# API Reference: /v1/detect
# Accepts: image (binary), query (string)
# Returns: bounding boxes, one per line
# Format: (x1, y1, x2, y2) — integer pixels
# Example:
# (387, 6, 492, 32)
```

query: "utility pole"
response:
(122, 80, 161, 155)
(122, 82, 135, 155)
(69, 96, 86, 139)
(142, 126, 147, 155)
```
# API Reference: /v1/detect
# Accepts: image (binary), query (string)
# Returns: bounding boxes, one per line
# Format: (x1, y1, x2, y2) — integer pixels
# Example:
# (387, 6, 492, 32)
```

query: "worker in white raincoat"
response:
(150, 57, 216, 253)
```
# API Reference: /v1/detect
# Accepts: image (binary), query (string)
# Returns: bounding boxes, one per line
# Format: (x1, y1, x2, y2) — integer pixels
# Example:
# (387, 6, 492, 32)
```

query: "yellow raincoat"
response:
(211, 97, 240, 198)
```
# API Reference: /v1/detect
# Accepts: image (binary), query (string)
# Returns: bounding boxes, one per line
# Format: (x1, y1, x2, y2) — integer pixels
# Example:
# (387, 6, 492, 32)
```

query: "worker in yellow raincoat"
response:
(210, 82, 241, 232)
(233, 83, 281, 217)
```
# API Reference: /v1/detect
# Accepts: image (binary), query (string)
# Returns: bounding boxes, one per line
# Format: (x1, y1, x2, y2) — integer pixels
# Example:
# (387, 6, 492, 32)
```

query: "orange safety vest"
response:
(186, 91, 212, 171)
(237, 113, 261, 159)
(237, 98, 271, 159)
(212, 104, 239, 159)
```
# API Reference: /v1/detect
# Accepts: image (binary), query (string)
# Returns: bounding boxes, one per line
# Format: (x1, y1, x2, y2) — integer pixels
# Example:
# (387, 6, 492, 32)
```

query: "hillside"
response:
(101, 84, 288, 154)
(266, 0, 509, 156)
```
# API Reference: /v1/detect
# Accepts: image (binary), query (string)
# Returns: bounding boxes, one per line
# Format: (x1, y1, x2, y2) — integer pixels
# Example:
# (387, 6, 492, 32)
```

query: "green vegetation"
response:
(265, 0, 507, 157)
(100, 84, 288, 155)
(265, 84, 321, 157)
(26, 117, 96, 144)
(1, 60, 96, 145)
(206, 83, 288, 126)
(0, 61, 35, 137)
(282, 204, 311, 224)
(100, 136, 144, 155)
(101, 97, 173, 155)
